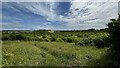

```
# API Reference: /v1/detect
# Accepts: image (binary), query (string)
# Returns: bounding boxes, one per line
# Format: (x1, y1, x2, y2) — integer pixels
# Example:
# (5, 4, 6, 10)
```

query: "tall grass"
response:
(2, 41, 107, 66)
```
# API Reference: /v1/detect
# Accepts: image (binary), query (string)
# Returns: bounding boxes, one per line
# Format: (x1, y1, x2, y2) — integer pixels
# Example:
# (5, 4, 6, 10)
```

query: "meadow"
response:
(2, 41, 108, 66)
(1, 30, 111, 66)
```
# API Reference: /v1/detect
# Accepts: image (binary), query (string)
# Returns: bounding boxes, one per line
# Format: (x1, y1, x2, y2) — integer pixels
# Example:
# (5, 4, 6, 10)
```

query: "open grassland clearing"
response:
(2, 41, 108, 66)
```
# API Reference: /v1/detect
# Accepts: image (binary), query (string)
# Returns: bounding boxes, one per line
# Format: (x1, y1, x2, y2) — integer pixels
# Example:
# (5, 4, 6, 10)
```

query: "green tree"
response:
(107, 18, 120, 66)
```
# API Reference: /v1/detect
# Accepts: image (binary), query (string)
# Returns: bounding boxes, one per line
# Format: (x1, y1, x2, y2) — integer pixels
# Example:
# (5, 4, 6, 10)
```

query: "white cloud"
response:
(15, 2, 60, 21)
(17, 2, 120, 29)
(2, 1, 119, 30)
(36, 24, 54, 30)
(2, 21, 22, 29)
(58, 2, 118, 29)
(2, 0, 119, 2)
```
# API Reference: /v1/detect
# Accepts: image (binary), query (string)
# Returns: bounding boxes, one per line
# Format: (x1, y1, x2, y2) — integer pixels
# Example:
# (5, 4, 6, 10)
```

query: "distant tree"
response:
(88, 28, 95, 31)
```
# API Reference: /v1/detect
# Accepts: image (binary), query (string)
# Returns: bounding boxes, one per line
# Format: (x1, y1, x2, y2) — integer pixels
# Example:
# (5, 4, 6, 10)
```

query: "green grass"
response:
(2, 41, 108, 66)
(0, 31, 2, 67)
(0, 41, 2, 67)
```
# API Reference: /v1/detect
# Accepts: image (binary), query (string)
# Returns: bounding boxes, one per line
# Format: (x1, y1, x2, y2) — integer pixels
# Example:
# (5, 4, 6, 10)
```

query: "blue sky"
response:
(1, 1, 118, 30)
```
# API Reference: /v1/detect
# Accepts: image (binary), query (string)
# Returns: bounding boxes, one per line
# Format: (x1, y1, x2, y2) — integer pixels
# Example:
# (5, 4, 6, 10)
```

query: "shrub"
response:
(38, 37, 44, 41)
(4, 34, 27, 41)
(62, 37, 67, 42)
(93, 38, 105, 48)
(83, 39, 91, 46)
(66, 37, 73, 43)
(78, 42, 84, 46)
(2, 35, 10, 40)
(50, 37, 56, 42)
(75, 38, 93, 46)
(42, 35, 47, 38)
(56, 38, 64, 42)
(76, 34, 82, 37)
(15, 34, 27, 40)
(44, 38, 51, 42)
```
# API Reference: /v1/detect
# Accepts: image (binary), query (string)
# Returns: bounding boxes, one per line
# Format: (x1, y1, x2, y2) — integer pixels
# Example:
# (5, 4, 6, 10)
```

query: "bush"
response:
(75, 38, 94, 46)
(38, 37, 44, 41)
(56, 38, 63, 42)
(15, 34, 27, 40)
(66, 37, 74, 43)
(3, 34, 27, 41)
(44, 38, 51, 42)
(2, 35, 10, 40)
(83, 39, 91, 46)
(93, 38, 105, 48)
(78, 42, 84, 46)
(50, 37, 56, 42)
(76, 34, 82, 37)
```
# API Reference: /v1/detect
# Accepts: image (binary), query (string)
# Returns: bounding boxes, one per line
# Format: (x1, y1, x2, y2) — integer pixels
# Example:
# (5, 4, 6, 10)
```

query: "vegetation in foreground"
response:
(2, 41, 108, 66)
(2, 30, 110, 66)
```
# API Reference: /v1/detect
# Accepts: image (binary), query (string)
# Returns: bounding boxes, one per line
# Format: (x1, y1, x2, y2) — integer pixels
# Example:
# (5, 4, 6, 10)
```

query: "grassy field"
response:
(2, 41, 108, 66)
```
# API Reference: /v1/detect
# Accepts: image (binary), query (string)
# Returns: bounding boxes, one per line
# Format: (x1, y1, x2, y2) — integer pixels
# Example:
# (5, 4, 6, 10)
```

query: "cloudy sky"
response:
(1, 1, 119, 30)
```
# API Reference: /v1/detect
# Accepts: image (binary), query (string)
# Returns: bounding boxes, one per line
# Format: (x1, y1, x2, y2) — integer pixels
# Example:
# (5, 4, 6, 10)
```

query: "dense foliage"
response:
(107, 18, 120, 66)
(2, 30, 109, 48)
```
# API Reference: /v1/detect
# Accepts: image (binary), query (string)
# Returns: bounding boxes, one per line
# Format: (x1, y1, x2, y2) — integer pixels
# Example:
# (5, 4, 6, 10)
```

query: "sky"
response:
(1, 1, 119, 30)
